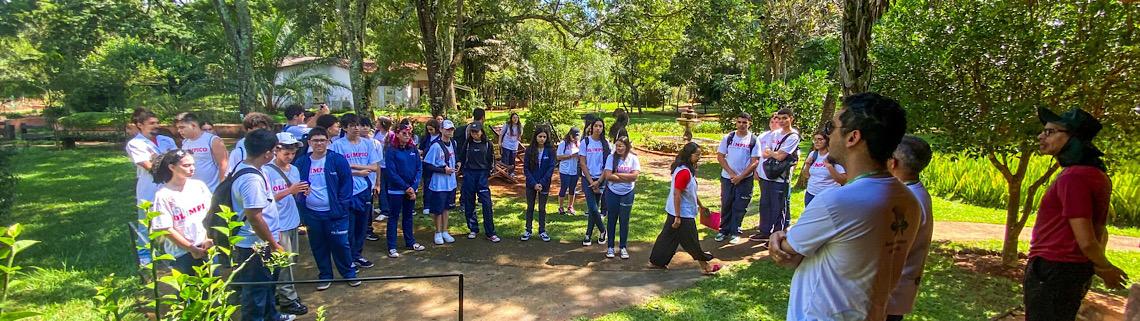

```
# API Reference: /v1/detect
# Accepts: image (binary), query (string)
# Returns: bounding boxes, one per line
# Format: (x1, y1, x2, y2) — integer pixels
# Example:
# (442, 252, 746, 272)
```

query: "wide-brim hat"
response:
(1037, 107, 1102, 140)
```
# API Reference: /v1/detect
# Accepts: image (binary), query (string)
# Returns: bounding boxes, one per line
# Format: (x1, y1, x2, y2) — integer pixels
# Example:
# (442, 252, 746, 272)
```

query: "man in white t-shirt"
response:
(715, 112, 761, 244)
(752, 108, 801, 241)
(230, 129, 296, 321)
(885, 135, 935, 321)
(282, 104, 310, 141)
(175, 112, 228, 191)
(126, 108, 177, 265)
(329, 113, 381, 269)
(769, 93, 920, 321)
(264, 132, 310, 316)
(227, 112, 274, 173)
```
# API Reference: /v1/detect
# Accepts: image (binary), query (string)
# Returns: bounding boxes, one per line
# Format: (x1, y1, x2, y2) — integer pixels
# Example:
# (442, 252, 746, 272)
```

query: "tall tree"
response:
(876, 0, 1140, 265)
(213, 0, 258, 114)
(336, 0, 371, 117)
(839, 0, 889, 95)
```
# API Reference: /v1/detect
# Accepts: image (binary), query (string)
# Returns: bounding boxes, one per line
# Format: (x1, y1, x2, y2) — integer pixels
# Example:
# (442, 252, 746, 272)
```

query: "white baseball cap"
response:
(441, 120, 455, 130)
(276, 132, 302, 147)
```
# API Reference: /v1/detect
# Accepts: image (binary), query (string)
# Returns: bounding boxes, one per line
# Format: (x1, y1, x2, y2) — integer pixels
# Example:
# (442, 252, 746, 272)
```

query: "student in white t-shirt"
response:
(578, 117, 611, 246)
(499, 112, 523, 176)
(329, 113, 381, 269)
(752, 108, 801, 241)
(715, 112, 761, 244)
(282, 104, 310, 141)
(800, 130, 847, 206)
(602, 137, 640, 259)
(424, 120, 459, 245)
(149, 149, 214, 275)
(556, 127, 581, 216)
(175, 112, 229, 191)
(769, 93, 920, 321)
(885, 135, 935, 321)
(126, 108, 177, 265)
(227, 113, 273, 173)
(263, 132, 310, 315)
(230, 129, 296, 321)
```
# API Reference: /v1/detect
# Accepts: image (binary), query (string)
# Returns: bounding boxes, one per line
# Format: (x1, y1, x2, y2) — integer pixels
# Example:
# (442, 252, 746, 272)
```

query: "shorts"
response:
(427, 189, 456, 214)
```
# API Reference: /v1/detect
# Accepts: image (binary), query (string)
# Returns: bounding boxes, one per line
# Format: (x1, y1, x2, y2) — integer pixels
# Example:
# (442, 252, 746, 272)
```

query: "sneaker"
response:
(568, 208, 576, 215)
(355, 258, 374, 269)
(619, 248, 629, 259)
(373, 207, 383, 215)
(411, 243, 426, 251)
(488, 235, 501, 243)
(729, 236, 743, 244)
(599, 231, 608, 244)
(605, 248, 615, 258)
(374, 214, 387, 222)
(433, 233, 445, 245)
(365, 232, 381, 241)
(521, 232, 531, 241)
(388, 249, 400, 258)
(279, 300, 309, 316)
(714, 233, 726, 242)
(275, 314, 297, 321)
(467, 232, 478, 239)
(539, 232, 551, 242)
(582, 237, 592, 246)
(558, 207, 566, 215)
(316, 282, 332, 291)
(348, 280, 362, 287)
(749, 234, 770, 242)
(423, 208, 430, 215)
(442, 233, 455, 243)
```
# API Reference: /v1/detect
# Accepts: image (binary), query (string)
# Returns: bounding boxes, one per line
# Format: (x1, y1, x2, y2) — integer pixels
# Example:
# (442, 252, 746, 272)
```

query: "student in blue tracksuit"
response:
(522, 126, 557, 242)
(383, 124, 425, 258)
(294, 127, 359, 291)
(457, 122, 499, 242)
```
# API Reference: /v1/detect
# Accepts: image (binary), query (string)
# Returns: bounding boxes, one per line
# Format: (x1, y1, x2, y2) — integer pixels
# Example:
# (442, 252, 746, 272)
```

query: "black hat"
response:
(1037, 107, 1102, 141)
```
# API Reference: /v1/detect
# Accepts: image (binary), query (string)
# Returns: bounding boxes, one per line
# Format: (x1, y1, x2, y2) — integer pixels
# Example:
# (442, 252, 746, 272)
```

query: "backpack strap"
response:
(267, 163, 293, 186)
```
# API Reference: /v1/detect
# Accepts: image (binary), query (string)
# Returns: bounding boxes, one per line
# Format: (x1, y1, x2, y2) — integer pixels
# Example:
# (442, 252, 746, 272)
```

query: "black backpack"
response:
(762, 132, 799, 180)
(206, 166, 262, 247)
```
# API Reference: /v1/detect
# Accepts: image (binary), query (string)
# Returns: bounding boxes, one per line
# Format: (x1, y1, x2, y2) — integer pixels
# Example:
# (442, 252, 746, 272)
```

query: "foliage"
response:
(0, 148, 14, 221)
(522, 101, 580, 142)
(92, 274, 139, 321)
(0, 224, 41, 320)
(56, 112, 127, 130)
(716, 69, 832, 132)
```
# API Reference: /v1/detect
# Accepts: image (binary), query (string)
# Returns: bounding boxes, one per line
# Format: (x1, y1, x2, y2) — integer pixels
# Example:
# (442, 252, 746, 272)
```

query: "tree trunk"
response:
(839, 0, 890, 96)
(817, 85, 839, 132)
(1001, 179, 1025, 265)
(337, 0, 368, 117)
(213, 0, 258, 115)
(415, 0, 462, 117)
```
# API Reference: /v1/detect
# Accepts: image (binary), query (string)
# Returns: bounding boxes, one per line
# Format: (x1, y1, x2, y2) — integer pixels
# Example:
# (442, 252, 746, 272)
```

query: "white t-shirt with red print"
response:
(603, 153, 640, 195)
(150, 179, 213, 258)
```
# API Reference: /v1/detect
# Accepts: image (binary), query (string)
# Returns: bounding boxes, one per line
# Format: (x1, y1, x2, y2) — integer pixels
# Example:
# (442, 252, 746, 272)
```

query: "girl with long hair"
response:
(556, 127, 581, 215)
(522, 127, 556, 242)
(578, 117, 610, 246)
(418, 118, 440, 215)
(149, 149, 215, 275)
(499, 112, 523, 176)
(602, 136, 640, 259)
(383, 124, 426, 257)
(801, 130, 847, 206)
(648, 142, 720, 274)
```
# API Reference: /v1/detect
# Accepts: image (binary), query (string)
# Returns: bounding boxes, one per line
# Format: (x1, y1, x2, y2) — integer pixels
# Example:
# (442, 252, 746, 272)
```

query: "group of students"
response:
(127, 92, 1129, 321)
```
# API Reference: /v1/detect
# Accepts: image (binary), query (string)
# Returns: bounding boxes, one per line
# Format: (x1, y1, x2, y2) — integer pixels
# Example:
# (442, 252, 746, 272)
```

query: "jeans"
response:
(348, 191, 372, 261)
(461, 169, 496, 236)
(558, 173, 579, 197)
(1023, 257, 1094, 321)
(718, 177, 754, 236)
(525, 185, 550, 234)
(275, 228, 300, 305)
(133, 208, 152, 265)
(581, 175, 606, 238)
(170, 253, 207, 275)
(604, 189, 634, 249)
(501, 147, 517, 171)
(234, 246, 281, 321)
(301, 210, 356, 280)
(649, 215, 713, 267)
(386, 193, 418, 250)
(757, 179, 790, 236)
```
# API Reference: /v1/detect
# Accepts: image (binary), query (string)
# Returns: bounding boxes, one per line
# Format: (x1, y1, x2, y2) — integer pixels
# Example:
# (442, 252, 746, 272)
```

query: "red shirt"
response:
(1029, 165, 1111, 263)
(673, 168, 692, 190)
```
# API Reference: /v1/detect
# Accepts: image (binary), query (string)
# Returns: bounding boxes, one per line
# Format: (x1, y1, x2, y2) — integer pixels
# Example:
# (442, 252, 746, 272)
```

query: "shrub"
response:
(0, 148, 15, 220)
(716, 69, 831, 133)
(522, 102, 579, 143)
(56, 112, 127, 130)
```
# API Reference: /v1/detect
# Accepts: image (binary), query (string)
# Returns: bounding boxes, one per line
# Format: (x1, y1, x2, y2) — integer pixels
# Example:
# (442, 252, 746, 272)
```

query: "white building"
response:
(275, 56, 429, 110)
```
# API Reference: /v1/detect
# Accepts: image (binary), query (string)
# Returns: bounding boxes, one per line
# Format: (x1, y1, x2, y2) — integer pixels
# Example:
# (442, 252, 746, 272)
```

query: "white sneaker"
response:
(520, 232, 532, 241)
(374, 214, 387, 222)
(619, 248, 629, 259)
(373, 208, 383, 215)
(423, 208, 431, 215)
(729, 236, 743, 244)
(442, 232, 455, 243)
(467, 232, 477, 239)
(433, 233, 444, 245)
(388, 249, 400, 258)
(539, 232, 551, 242)
(605, 248, 615, 258)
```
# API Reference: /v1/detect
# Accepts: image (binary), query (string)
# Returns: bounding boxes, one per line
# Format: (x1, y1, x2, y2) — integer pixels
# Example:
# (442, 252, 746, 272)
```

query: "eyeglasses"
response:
(309, 138, 329, 144)
(1040, 128, 1069, 137)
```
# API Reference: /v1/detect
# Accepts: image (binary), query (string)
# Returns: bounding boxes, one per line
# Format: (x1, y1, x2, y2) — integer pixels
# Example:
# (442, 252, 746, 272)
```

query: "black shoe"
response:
(366, 232, 381, 241)
(355, 258, 375, 268)
(279, 301, 309, 316)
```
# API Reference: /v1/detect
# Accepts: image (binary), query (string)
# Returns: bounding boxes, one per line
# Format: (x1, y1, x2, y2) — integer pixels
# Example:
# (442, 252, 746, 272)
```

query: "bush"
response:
(0, 148, 16, 219)
(57, 112, 127, 130)
(522, 102, 579, 143)
(716, 69, 831, 132)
